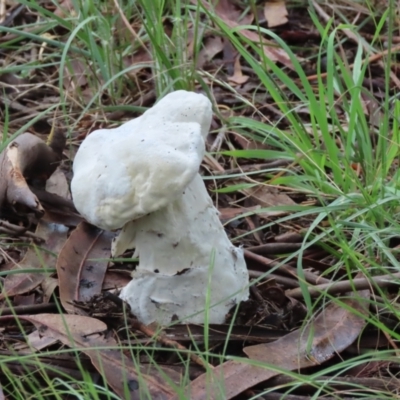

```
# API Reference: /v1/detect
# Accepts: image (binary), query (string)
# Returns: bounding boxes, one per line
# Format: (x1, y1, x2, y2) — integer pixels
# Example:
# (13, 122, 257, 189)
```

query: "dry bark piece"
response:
(0, 131, 66, 218)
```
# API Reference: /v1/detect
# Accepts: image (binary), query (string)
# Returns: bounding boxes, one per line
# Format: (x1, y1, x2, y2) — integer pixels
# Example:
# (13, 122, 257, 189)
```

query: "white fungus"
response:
(71, 90, 249, 325)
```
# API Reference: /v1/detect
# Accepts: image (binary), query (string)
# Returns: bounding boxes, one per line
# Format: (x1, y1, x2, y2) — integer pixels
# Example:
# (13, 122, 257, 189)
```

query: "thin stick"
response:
(286, 271, 400, 298)
(244, 249, 329, 285)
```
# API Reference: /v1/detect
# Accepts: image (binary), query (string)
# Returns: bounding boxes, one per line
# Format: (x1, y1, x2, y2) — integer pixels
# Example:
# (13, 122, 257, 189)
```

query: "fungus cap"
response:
(71, 91, 212, 230)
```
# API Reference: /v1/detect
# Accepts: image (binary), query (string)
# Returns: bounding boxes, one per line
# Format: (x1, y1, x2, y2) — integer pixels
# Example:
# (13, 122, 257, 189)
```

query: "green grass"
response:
(1, 0, 400, 398)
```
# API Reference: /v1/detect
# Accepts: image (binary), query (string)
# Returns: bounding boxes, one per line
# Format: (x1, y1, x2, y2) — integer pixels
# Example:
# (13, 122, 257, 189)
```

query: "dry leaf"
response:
(0, 314, 176, 400)
(13, 294, 35, 306)
(264, 1, 288, 28)
(244, 185, 296, 207)
(124, 48, 153, 79)
(41, 277, 59, 303)
(242, 185, 295, 218)
(63, 59, 88, 94)
(196, 36, 224, 69)
(102, 271, 131, 291)
(26, 329, 58, 351)
(57, 222, 115, 315)
(0, 220, 68, 300)
(54, 0, 77, 18)
(228, 56, 249, 85)
(46, 167, 71, 198)
(199, 0, 295, 70)
(183, 290, 370, 400)
(218, 206, 261, 221)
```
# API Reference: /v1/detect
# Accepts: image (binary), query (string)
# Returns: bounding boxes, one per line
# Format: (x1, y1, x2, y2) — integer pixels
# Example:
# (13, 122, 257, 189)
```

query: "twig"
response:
(286, 271, 400, 299)
(249, 270, 300, 288)
(0, 302, 59, 316)
(274, 231, 304, 243)
(0, 0, 5, 24)
(245, 216, 263, 245)
(0, 4, 25, 27)
(0, 220, 45, 242)
(268, 374, 400, 394)
(247, 242, 306, 255)
(210, 126, 227, 153)
(212, 159, 292, 176)
(244, 249, 329, 286)
(112, 0, 146, 50)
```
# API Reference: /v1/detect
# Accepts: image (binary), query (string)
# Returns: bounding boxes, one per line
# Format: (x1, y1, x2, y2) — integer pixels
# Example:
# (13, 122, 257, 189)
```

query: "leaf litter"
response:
(0, 0, 400, 399)
(184, 288, 370, 400)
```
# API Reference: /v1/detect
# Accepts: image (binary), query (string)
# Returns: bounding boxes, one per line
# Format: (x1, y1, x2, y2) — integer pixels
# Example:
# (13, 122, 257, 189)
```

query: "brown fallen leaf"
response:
(218, 206, 261, 221)
(228, 56, 249, 85)
(199, 0, 295, 70)
(244, 185, 296, 208)
(182, 290, 370, 400)
(63, 58, 88, 93)
(241, 184, 295, 218)
(13, 293, 35, 306)
(26, 329, 59, 351)
(54, 0, 77, 18)
(57, 222, 115, 315)
(63, 58, 96, 102)
(45, 167, 71, 199)
(102, 271, 131, 291)
(124, 48, 153, 79)
(0, 220, 68, 300)
(196, 36, 224, 69)
(41, 276, 59, 303)
(264, 1, 288, 28)
(0, 314, 175, 400)
(232, 133, 271, 151)
(0, 131, 65, 219)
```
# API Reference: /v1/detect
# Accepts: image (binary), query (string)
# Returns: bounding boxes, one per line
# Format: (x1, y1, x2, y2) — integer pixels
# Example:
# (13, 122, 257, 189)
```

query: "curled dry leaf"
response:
(0, 314, 175, 400)
(57, 221, 115, 315)
(0, 132, 65, 219)
(183, 289, 370, 400)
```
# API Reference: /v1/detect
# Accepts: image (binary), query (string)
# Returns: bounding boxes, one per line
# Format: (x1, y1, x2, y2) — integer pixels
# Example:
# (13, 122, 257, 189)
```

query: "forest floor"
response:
(0, 0, 400, 399)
